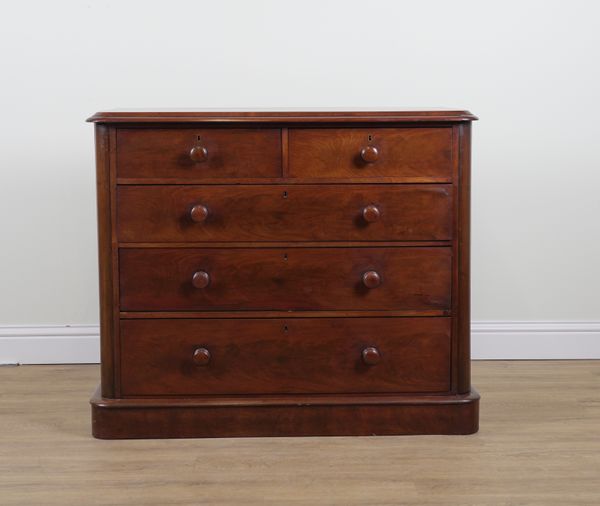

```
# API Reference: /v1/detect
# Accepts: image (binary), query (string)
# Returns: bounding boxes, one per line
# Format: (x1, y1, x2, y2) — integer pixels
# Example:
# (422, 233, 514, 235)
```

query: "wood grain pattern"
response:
(119, 317, 451, 396)
(90, 110, 477, 439)
(94, 125, 115, 398)
(119, 309, 450, 318)
(116, 176, 455, 185)
(92, 389, 478, 438)
(4, 362, 599, 505)
(108, 128, 122, 397)
(118, 241, 452, 249)
(119, 247, 452, 311)
(457, 122, 472, 393)
(117, 184, 452, 242)
(87, 108, 478, 123)
(289, 128, 452, 180)
(116, 128, 282, 179)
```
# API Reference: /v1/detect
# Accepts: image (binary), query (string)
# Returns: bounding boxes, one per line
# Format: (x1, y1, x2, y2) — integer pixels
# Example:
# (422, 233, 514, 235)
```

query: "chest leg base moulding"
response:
(91, 387, 479, 438)
(88, 109, 479, 439)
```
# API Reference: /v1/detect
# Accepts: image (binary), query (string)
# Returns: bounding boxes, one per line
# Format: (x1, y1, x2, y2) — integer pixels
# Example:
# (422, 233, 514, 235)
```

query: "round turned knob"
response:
(192, 270, 210, 288)
(360, 145, 379, 163)
(362, 204, 381, 223)
(190, 204, 209, 223)
(362, 270, 381, 289)
(193, 347, 211, 366)
(362, 346, 381, 366)
(190, 145, 208, 163)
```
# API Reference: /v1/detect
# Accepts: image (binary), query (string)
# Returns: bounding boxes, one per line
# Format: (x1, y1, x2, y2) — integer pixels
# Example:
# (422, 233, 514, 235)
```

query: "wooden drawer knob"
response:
(362, 204, 381, 223)
(190, 204, 209, 223)
(362, 270, 381, 288)
(362, 346, 381, 365)
(192, 270, 210, 288)
(360, 146, 379, 163)
(193, 347, 211, 366)
(190, 145, 208, 163)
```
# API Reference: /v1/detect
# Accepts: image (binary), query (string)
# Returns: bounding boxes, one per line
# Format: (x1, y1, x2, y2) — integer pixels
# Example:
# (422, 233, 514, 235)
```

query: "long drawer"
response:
(120, 317, 452, 395)
(119, 247, 451, 311)
(117, 184, 452, 242)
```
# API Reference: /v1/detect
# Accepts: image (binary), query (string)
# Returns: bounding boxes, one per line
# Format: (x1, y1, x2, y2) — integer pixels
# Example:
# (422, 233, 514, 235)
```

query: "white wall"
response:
(1, 0, 599, 360)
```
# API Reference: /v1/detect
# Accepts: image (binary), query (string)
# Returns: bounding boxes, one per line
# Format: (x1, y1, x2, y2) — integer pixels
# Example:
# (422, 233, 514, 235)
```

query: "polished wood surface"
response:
(360, 145, 379, 163)
(91, 109, 476, 438)
(87, 108, 478, 123)
(361, 270, 382, 289)
(456, 122, 472, 393)
(92, 389, 478, 438)
(118, 241, 452, 249)
(119, 247, 452, 311)
(2, 362, 598, 505)
(362, 203, 381, 223)
(120, 317, 451, 395)
(94, 125, 116, 397)
(192, 347, 211, 366)
(116, 128, 281, 179)
(191, 270, 210, 289)
(117, 184, 452, 242)
(189, 203, 209, 223)
(117, 176, 456, 185)
(361, 346, 381, 366)
(288, 128, 452, 180)
(189, 144, 208, 163)
(120, 309, 450, 318)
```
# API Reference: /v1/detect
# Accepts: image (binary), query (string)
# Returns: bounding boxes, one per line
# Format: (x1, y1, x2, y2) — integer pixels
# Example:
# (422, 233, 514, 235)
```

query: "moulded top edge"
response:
(86, 109, 478, 123)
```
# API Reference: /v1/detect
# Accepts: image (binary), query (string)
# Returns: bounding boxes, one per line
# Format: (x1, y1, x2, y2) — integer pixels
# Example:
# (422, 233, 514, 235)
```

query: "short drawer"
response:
(120, 317, 451, 395)
(119, 247, 451, 311)
(288, 128, 453, 180)
(117, 184, 452, 242)
(116, 128, 281, 179)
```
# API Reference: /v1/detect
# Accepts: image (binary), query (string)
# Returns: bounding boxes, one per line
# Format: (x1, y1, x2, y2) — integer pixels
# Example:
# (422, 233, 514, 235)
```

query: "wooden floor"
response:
(1, 362, 599, 505)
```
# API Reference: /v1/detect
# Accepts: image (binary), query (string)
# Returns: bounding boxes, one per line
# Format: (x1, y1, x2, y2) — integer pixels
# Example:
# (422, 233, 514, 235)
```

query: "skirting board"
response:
(0, 325, 100, 365)
(1, 322, 600, 364)
(472, 321, 600, 359)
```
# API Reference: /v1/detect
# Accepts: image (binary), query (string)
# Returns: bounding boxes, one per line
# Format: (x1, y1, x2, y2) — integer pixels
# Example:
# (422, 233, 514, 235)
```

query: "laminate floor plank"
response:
(0, 361, 599, 505)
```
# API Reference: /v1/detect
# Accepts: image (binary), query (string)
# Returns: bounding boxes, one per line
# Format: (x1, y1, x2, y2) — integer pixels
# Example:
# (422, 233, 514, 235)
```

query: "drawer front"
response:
(119, 247, 451, 311)
(116, 128, 281, 179)
(120, 317, 451, 395)
(289, 128, 453, 180)
(117, 184, 452, 242)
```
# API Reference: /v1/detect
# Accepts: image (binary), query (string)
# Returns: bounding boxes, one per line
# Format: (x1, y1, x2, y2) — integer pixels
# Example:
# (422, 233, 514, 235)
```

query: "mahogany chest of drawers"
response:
(88, 109, 479, 438)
